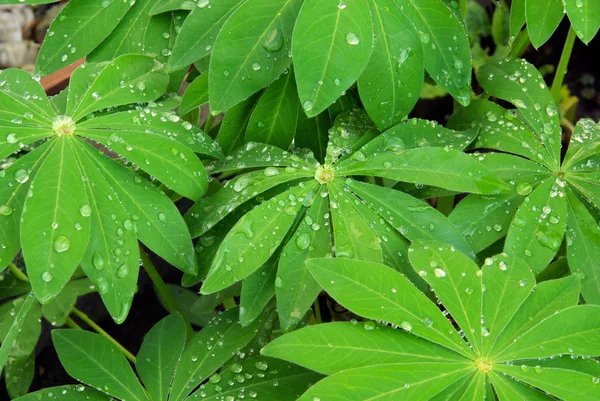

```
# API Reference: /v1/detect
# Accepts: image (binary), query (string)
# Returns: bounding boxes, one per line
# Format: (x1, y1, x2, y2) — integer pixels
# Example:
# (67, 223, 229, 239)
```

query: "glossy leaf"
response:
(179, 73, 209, 115)
(35, 0, 134, 76)
(295, 111, 331, 163)
(136, 314, 186, 401)
(525, 0, 564, 48)
(293, 0, 373, 117)
(21, 137, 91, 304)
(209, 0, 303, 114)
(510, 0, 526, 43)
(13, 386, 113, 401)
(52, 329, 148, 401)
(0, 293, 36, 375)
(150, 0, 196, 15)
(306, 258, 474, 358)
(0, 69, 56, 126)
(246, 71, 299, 149)
(565, 0, 600, 44)
(358, 0, 423, 130)
(5, 353, 34, 399)
(239, 259, 278, 326)
(217, 95, 260, 155)
(490, 371, 555, 401)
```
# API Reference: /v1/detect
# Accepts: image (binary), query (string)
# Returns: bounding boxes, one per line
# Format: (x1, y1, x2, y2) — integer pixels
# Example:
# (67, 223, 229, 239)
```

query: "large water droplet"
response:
(92, 253, 105, 270)
(345, 32, 360, 45)
(54, 236, 70, 253)
(263, 28, 284, 52)
(296, 232, 311, 250)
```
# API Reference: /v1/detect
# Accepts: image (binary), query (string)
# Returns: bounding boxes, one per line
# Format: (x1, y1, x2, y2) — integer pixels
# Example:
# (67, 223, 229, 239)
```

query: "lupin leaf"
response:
(565, 0, 600, 44)
(525, 0, 565, 48)
(13, 386, 113, 401)
(239, 259, 278, 326)
(0, 293, 36, 376)
(179, 73, 209, 116)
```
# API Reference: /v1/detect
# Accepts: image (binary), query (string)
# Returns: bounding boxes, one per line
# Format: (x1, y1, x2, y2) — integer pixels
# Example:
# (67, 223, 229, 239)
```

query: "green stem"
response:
(71, 307, 136, 363)
(313, 298, 322, 324)
(551, 27, 577, 103)
(436, 196, 455, 217)
(203, 114, 215, 133)
(8, 262, 29, 282)
(65, 316, 82, 330)
(139, 246, 195, 340)
(509, 29, 531, 58)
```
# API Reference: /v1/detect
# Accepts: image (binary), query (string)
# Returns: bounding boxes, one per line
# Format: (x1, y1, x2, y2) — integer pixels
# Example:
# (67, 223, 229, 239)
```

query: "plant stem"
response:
(551, 27, 577, 103)
(437, 196, 455, 217)
(203, 113, 215, 133)
(71, 307, 136, 363)
(65, 316, 82, 330)
(509, 30, 531, 58)
(8, 262, 29, 282)
(139, 246, 195, 340)
(313, 298, 322, 324)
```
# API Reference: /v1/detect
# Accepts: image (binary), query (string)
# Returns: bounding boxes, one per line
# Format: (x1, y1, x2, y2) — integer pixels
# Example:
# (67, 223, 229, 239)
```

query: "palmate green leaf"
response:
(277, 188, 331, 330)
(239, 259, 278, 326)
(478, 58, 561, 168)
(5, 352, 34, 399)
(52, 330, 148, 401)
(150, 0, 197, 15)
(397, 0, 472, 106)
(565, 0, 600, 44)
(329, 181, 383, 262)
(563, 119, 600, 169)
(246, 71, 299, 149)
(491, 275, 581, 355)
(1, 0, 57, 4)
(262, 322, 468, 375)
(21, 137, 91, 304)
(565, 188, 600, 304)
(408, 240, 483, 355)
(295, 111, 331, 163)
(338, 147, 510, 195)
(188, 356, 322, 401)
(80, 142, 196, 274)
(67, 55, 169, 121)
(0, 142, 54, 271)
(136, 314, 186, 401)
(357, 0, 423, 130)
(185, 168, 314, 238)
(209, 0, 303, 114)
(168, 0, 246, 72)
(525, 0, 564, 48)
(35, 0, 134, 76)
(169, 308, 262, 401)
(217, 94, 260, 155)
(179, 73, 209, 116)
(509, 0, 526, 43)
(503, 177, 567, 274)
(88, 0, 154, 62)
(201, 182, 317, 294)
(496, 363, 600, 401)
(13, 386, 112, 401)
(144, 10, 188, 73)
(347, 180, 475, 258)
(73, 142, 140, 323)
(306, 258, 474, 358)
(293, 0, 373, 117)
(0, 69, 56, 125)
(297, 363, 473, 401)
(0, 293, 35, 375)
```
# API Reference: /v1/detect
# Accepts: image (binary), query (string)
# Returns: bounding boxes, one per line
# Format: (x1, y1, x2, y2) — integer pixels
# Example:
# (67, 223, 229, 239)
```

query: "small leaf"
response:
(5, 353, 34, 399)
(246, 71, 299, 149)
(218, 94, 260, 155)
(150, 0, 197, 15)
(293, 0, 373, 117)
(262, 322, 469, 375)
(306, 258, 474, 358)
(13, 385, 112, 401)
(510, 0, 526, 43)
(202, 182, 317, 294)
(490, 371, 555, 401)
(209, 0, 303, 114)
(169, 308, 262, 401)
(136, 314, 186, 401)
(295, 111, 331, 163)
(0, 293, 36, 375)
(239, 259, 278, 326)
(52, 330, 148, 401)
(0, 69, 56, 125)
(525, 0, 565, 48)
(179, 73, 209, 115)
(503, 177, 567, 274)
(22, 138, 91, 304)
(565, 0, 600, 44)
(42, 279, 94, 327)
(563, 118, 600, 169)
(35, 0, 134, 76)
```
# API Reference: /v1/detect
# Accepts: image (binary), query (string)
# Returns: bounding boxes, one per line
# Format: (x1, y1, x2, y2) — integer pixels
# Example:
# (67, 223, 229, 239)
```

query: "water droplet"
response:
(116, 264, 129, 278)
(0, 205, 13, 216)
(263, 28, 284, 52)
(80, 205, 91, 217)
(363, 321, 376, 330)
(157, 213, 167, 222)
(296, 232, 311, 250)
(251, 62, 262, 71)
(400, 321, 412, 331)
(263, 167, 279, 177)
(516, 182, 532, 196)
(345, 32, 360, 45)
(14, 169, 29, 184)
(255, 360, 269, 371)
(92, 92, 102, 100)
(42, 271, 53, 282)
(434, 268, 446, 278)
(303, 101, 314, 112)
(54, 236, 70, 253)
(92, 253, 105, 270)
(6, 133, 17, 144)
(274, 276, 283, 287)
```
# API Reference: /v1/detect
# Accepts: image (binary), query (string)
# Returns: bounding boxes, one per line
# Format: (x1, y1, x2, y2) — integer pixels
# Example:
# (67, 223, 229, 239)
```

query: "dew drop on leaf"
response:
(54, 236, 70, 253)
(345, 32, 360, 45)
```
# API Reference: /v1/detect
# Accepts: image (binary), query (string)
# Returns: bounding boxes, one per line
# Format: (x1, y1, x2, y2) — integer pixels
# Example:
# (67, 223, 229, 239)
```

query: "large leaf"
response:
(188, 357, 322, 400)
(262, 322, 468, 375)
(136, 314, 186, 401)
(358, 0, 423, 130)
(565, 188, 600, 304)
(201, 182, 316, 294)
(509, 0, 526, 42)
(408, 240, 483, 355)
(565, 0, 600, 44)
(35, 0, 134, 76)
(209, 0, 303, 114)
(338, 147, 510, 195)
(88, 0, 154, 62)
(246, 71, 299, 149)
(490, 371, 555, 401)
(0, 69, 56, 126)
(397, 0, 472, 105)
(67, 55, 169, 121)
(503, 178, 567, 274)
(169, 308, 262, 401)
(525, 0, 565, 48)
(52, 330, 148, 401)
(21, 137, 91, 304)
(306, 258, 474, 358)
(73, 142, 140, 323)
(168, 0, 246, 72)
(13, 386, 112, 401)
(277, 187, 332, 330)
(0, 293, 36, 375)
(293, 0, 373, 117)
(239, 259, 278, 326)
